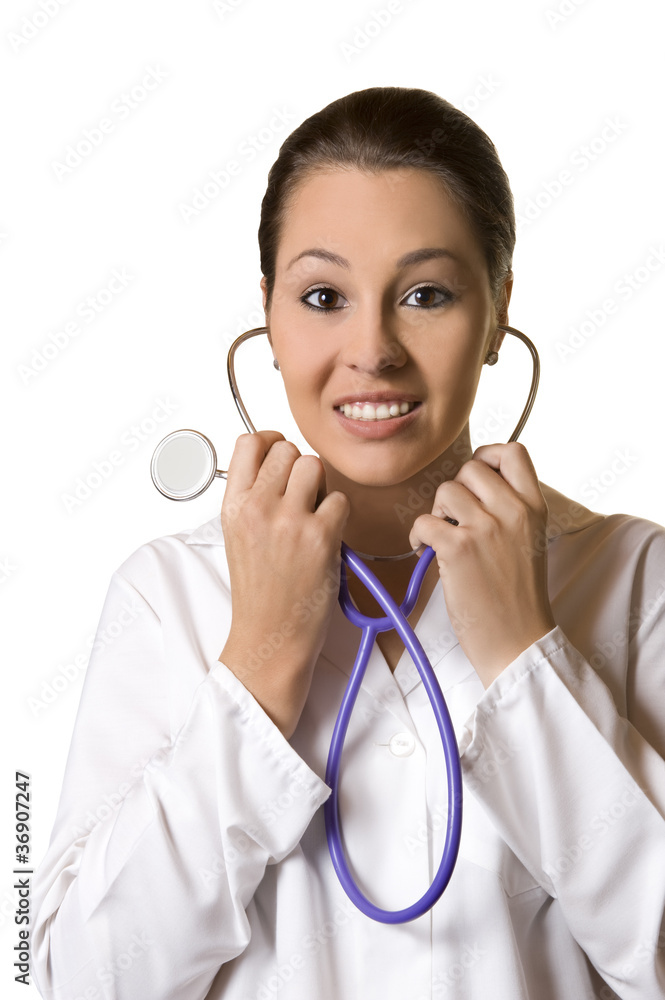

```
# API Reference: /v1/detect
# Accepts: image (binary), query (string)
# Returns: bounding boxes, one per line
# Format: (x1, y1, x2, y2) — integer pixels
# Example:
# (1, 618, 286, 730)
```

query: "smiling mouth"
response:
(335, 401, 421, 422)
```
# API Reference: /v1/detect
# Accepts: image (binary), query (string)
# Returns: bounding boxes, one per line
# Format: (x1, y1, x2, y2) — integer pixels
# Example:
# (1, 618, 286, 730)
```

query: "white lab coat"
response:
(32, 482, 665, 1000)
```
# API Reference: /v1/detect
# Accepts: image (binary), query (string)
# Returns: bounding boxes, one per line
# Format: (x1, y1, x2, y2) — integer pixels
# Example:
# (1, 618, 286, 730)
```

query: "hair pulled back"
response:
(258, 86, 515, 314)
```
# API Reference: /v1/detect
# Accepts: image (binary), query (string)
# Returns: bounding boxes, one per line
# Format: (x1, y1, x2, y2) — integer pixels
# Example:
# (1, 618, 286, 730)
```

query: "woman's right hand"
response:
(218, 431, 351, 739)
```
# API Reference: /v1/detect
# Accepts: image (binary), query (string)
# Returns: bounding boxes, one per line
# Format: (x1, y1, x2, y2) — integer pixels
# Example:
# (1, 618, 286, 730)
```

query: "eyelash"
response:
(299, 283, 456, 312)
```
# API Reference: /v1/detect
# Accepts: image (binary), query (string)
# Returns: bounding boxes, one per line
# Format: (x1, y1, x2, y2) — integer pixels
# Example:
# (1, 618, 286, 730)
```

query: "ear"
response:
(488, 326, 506, 354)
(489, 273, 514, 353)
(260, 276, 272, 348)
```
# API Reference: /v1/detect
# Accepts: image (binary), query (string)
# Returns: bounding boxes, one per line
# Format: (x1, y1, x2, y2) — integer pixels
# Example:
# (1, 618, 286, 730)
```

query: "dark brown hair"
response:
(258, 86, 515, 314)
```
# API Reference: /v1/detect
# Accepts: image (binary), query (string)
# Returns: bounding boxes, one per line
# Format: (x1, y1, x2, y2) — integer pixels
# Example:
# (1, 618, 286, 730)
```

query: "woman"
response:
(33, 87, 665, 1000)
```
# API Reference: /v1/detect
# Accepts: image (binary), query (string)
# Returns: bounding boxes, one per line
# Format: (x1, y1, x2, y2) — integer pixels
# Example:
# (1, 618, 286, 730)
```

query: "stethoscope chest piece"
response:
(151, 429, 226, 501)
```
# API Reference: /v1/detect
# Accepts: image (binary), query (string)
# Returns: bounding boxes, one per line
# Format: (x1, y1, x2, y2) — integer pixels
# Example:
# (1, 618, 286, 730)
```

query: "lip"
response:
(331, 391, 422, 407)
(334, 401, 422, 439)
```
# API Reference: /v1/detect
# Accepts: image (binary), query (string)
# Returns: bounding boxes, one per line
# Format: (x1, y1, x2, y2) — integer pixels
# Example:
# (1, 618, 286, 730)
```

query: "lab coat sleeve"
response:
(458, 531, 665, 1000)
(32, 562, 332, 1000)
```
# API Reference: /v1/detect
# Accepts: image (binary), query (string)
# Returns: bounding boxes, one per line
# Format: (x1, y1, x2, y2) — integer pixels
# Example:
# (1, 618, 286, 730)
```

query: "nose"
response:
(340, 307, 407, 377)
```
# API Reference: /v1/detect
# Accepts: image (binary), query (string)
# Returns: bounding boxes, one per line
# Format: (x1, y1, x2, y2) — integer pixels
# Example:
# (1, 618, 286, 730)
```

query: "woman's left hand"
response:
(408, 441, 557, 690)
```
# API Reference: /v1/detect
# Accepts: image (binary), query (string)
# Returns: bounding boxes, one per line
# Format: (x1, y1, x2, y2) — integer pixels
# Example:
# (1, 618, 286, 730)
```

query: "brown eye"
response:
(301, 287, 345, 311)
(403, 285, 453, 309)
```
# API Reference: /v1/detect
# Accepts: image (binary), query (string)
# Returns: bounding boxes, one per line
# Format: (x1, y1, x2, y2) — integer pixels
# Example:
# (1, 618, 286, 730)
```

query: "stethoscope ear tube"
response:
(497, 324, 540, 443)
(323, 543, 463, 923)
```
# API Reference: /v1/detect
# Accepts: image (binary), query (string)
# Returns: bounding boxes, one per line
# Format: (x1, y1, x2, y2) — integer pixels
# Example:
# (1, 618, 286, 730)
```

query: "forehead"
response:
(275, 167, 486, 276)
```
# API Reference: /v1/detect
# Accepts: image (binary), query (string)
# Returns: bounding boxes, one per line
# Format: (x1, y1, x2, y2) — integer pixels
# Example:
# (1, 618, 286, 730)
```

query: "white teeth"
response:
(339, 401, 418, 421)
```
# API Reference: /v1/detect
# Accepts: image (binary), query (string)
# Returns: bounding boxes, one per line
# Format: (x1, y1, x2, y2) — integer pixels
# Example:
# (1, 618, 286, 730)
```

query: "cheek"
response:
(281, 339, 331, 401)
(426, 339, 483, 411)
(280, 365, 329, 446)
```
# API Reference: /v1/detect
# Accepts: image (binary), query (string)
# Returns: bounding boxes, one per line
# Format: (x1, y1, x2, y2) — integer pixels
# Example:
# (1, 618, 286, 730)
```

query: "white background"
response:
(2, 0, 664, 994)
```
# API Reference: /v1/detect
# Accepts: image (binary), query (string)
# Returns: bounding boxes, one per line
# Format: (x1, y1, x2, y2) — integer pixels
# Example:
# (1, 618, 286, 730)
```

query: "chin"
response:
(325, 453, 422, 489)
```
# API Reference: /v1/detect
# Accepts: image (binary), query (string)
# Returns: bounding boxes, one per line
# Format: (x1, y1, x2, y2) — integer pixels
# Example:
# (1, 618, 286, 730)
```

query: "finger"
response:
(283, 454, 326, 511)
(468, 441, 545, 509)
(254, 439, 302, 497)
(429, 480, 480, 525)
(440, 457, 516, 519)
(224, 431, 286, 499)
(282, 455, 350, 527)
(408, 512, 457, 552)
(316, 488, 352, 534)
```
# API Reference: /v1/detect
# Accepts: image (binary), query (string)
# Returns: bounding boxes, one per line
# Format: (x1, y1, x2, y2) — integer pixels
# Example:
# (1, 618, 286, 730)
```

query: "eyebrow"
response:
(286, 246, 463, 271)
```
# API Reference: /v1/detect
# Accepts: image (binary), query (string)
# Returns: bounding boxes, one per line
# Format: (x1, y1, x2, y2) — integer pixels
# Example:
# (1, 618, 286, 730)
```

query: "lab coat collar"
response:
(183, 480, 606, 548)
(317, 483, 607, 706)
(538, 481, 606, 538)
(184, 482, 606, 712)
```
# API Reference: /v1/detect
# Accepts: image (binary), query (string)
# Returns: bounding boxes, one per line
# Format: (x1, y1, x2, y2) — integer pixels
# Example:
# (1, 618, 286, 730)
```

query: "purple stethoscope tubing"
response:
(323, 541, 463, 924)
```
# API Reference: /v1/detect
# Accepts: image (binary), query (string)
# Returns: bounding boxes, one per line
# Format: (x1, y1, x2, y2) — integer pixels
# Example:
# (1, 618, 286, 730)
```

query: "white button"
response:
(389, 732, 415, 757)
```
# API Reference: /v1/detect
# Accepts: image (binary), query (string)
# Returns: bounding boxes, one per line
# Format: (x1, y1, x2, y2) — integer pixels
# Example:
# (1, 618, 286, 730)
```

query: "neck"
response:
(323, 427, 473, 559)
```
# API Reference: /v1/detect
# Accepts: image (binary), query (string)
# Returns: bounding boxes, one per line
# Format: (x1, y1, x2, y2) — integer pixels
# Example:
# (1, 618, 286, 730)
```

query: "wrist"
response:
(474, 617, 556, 690)
(218, 647, 312, 741)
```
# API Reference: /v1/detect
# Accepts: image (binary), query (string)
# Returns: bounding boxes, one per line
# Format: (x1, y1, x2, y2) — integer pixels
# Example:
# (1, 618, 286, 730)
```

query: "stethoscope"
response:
(150, 324, 540, 923)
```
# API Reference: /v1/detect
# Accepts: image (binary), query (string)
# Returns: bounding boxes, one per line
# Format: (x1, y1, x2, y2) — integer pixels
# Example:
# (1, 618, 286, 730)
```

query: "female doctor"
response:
(33, 86, 665, 1000)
